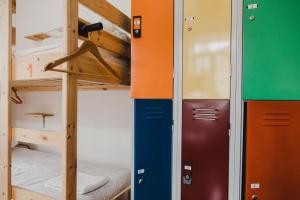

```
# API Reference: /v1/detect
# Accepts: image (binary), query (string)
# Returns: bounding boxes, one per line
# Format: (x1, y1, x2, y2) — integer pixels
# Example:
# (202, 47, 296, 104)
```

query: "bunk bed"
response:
(0, 0, 131, 200)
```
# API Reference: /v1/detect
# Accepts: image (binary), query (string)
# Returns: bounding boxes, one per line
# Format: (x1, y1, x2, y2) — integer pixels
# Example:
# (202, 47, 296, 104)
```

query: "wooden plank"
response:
(11, 78, 130, 91)
(62, 0, 78, 199)
(12, 186, 55, 200)
(78, 18, 130, 58)
(88, 30, 130, 58)
(12, 128, 63, 147)
(0, 0, 12, 200)
(79, 0, 131, 33)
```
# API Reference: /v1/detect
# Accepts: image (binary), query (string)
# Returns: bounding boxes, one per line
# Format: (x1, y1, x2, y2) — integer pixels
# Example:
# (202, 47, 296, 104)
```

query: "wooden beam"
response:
(12, 128, 63, 148)
(12, 187, 55, 200)
(62, 0, 78, 199)
(11, 78, 130, 91)
(0, 0, 12, 199)
(78, 18, 130, 58)
(88, 30, 130, 58)
(79, 0, 131, 33)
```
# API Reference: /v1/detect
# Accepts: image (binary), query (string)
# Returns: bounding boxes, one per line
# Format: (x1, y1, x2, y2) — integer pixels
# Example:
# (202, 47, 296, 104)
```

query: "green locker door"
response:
(243, 0, 300, 100)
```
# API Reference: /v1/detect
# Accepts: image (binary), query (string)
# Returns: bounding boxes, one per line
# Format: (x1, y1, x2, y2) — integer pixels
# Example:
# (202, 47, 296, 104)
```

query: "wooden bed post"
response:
(62, 0, 78, 200)
(0, 0, 12, 200)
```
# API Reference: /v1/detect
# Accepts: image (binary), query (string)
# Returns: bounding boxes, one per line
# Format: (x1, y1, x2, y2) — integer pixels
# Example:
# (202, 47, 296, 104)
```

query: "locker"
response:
(245, 101, 300, 200)
(131, 0, 173, 99)
(134, 99, 173, 200)
(183, 0, 231, 100)
(243, 0, 300, 100)
(182, 100, 230, 200)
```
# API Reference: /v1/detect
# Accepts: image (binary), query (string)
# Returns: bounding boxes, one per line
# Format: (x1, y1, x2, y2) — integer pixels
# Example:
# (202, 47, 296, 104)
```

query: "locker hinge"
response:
(228, 129, 231, 137)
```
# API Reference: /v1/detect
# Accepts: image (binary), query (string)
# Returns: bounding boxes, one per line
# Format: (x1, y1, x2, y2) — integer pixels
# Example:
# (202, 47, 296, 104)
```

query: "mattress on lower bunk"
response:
(12, 148, 130, 200)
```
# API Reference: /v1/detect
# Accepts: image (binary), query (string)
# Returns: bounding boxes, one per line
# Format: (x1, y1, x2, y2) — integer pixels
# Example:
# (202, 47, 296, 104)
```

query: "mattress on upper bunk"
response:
(12, 147, 131, 200)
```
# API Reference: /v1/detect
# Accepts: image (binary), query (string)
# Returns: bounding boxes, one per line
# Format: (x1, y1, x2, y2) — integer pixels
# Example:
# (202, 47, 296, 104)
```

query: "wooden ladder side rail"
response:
(45, 40, 121, 81)
(79, 0, 131, 34)
(0, 0, 13, 200)
(62, 0, 78, 199)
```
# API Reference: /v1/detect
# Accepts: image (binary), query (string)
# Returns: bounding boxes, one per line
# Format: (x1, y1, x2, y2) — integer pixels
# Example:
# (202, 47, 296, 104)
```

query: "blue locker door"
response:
(134, 99, 173, 200)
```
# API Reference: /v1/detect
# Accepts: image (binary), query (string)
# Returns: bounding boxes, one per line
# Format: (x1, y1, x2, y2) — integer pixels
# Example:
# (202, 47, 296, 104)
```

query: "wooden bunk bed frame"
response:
(0, 0, 131, 200)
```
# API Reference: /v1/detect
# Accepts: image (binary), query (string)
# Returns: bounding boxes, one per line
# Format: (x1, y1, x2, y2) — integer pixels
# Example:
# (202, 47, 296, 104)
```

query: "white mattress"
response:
(12, 148, 130, 200)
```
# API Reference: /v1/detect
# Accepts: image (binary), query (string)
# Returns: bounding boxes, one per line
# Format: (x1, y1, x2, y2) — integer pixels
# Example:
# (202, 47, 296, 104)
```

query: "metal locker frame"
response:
(134, 99, 173, 200)
(172, 0, 244, 199)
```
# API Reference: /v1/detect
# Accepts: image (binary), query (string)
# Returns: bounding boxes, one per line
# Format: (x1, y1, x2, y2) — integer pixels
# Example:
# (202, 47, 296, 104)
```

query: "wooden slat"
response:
(12, 128, 63, 148)
(0, 0, 12, 200)
(78, 18, 130, 58)
(11, 78, 130, 91)
(79, 0, 131, 33)
(62, 0, 78, 199)
(12, 186, 55, 200)
(88, 30, 130, 58)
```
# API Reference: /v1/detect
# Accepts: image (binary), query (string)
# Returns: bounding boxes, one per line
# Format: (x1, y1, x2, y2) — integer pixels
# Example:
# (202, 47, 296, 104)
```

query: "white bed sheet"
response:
(12, 148, 130, 200)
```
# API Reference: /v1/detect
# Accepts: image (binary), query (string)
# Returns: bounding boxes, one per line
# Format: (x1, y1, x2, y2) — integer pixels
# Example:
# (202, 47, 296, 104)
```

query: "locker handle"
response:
(138, 178, 144, 185)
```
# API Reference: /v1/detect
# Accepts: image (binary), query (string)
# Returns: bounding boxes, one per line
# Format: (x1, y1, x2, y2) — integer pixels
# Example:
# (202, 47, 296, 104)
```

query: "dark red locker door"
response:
(245, 101, 300, 200)
(182, 100, 230, 200)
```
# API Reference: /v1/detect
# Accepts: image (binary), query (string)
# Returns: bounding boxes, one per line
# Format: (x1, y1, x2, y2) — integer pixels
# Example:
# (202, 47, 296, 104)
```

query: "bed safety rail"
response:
(12, 128, 63, 148)
(12, 186, 55, 200)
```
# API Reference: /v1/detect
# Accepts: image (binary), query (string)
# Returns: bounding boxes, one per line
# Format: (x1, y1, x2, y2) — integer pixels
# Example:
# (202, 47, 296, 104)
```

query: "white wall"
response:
(13, 91, 133, 168)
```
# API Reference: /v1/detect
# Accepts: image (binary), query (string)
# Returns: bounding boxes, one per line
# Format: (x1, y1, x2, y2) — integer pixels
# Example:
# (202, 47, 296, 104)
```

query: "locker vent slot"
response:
(192, 108, 218, 121)
(262, 112, 291, 126)
(145, 107, 165, 120)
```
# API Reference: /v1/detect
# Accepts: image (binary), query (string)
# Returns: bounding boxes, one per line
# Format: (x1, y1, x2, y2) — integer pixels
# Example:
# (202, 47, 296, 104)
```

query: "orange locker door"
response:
(183, 0, 231, 100)
(131, 0, 174, 99)
(245, 101, 300, 200)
